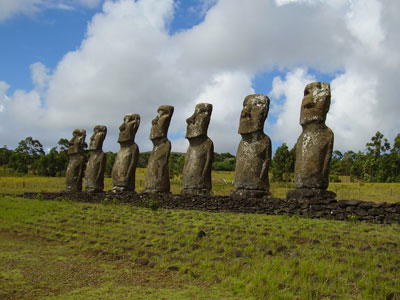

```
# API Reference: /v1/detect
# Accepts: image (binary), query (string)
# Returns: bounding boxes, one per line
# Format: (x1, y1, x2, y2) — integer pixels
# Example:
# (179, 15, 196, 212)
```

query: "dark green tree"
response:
(212, 152, 235, 171)
(366, 131, 390, 158)
(105, 151, 117, 177)
(330, 150, 343, 175)
(271, 143, 295, 182)
(392, 133, 400, 155)
(57, 138, 69, 152)
(341, 151, 356, 177)
(169, 153, 185, 178)
(0, 146, 12, 170)
(138, 152, 151, 168)
(8, 137, 45, 173)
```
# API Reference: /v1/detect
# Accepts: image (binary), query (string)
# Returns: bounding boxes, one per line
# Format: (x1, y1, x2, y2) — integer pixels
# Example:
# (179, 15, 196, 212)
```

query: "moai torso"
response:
(112, 114, 140, 192)
(294, 82, 334, 190)
(65, 129, 86, 192)
(182, 137, 214, 191)
(85, 125, 107, 192)
(145, 105, 174, 193)
(235, 133, 271, 191)
(181, 103, 214, 195)
(294, 124, 333, 189)
(233, 95, 271, 197)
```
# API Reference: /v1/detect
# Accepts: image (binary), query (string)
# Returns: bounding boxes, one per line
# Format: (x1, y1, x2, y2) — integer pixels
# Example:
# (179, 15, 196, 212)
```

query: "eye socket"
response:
(304, 102, 315, 109)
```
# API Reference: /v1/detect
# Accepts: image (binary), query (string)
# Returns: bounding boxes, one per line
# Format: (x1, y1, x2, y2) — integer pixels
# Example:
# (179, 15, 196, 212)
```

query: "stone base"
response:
(85, 187, 104, 193)
(231, 189, 269, 199)
(181, 188, 212, 196)
(140, 189, 171, 195)
(112, 186, 135, 193)
(64, 187, 82, 192)
(286, 188, 336, 202)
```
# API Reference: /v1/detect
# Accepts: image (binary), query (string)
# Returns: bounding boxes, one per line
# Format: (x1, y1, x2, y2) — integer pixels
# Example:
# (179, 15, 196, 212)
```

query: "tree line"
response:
(270, 131, 400, 183)
(1, 131, 399, 182)
(0, 137, 237, 178)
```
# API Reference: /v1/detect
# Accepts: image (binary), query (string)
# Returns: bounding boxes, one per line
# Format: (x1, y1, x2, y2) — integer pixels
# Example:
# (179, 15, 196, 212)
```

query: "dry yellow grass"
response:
(1, 169, 399, 203)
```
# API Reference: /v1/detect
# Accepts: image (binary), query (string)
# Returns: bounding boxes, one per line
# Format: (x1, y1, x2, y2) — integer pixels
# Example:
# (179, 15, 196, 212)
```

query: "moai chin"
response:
(143, 105, 174, 193)
(65, 129, 86, 192)
(181, 103, 214, 196)
(232, 94, 272, 198)
(112, 114, 140, 192)
(287, 82, 336, 201)
(85, 125, 107, 193)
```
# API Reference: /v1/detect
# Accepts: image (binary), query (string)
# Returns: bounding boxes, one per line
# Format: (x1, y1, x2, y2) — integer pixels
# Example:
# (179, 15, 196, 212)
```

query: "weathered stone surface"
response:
(85, 125, 107, 192)
(287, 82, 335, 201)
(181, 103, 214, 196)
(144, 105, 174, 193)
(338, 199, 362, 208)
(65, 129, 86, 192)
(232, 94, 271, 198)
(287, 189, 336, 202)
(112, 114, 140, 192)
(294, 82, 334, 189)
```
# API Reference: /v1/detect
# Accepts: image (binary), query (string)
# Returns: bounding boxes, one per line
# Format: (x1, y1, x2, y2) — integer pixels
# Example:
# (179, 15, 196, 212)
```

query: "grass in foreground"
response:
(0, 196, 399, 299)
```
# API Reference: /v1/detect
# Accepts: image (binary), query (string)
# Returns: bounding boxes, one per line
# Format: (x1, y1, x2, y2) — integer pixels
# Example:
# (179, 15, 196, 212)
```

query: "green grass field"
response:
(0, 196, 399, 299)
(1, 169, 400, 203)
(0, 170, 399, 298)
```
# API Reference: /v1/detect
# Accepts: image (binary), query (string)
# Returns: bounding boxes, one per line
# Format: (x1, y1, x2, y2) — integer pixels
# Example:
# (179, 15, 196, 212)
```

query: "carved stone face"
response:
(89, 125, 107, 151)
(68, 129, 86, 155)
(238, 94, 269, 135)
(185, 103, 212, 139)
(300, 82, 331, 126)
(150, 105, 174, 140)
(118, 114, 140, 143)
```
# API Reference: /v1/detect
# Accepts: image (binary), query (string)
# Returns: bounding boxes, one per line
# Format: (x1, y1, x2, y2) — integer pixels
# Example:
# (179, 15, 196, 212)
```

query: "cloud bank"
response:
(1, 0, 399, 154)
(0, 0, 103, 22)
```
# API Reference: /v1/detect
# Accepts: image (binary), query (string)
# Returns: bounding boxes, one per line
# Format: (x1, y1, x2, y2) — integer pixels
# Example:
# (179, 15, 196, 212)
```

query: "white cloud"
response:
(0, 0, 103, 22)
(329, 70, 378, 150)
(187, 0, 218, 19)
(193, 72, 254, 153)
(269, 68, 316, 148)
(0, 0, 43, 22)
(30, 62, 51, 92)
(1, 0, 399, 155)
(0, 81, 10, 113)
(346, 0, 384, 55)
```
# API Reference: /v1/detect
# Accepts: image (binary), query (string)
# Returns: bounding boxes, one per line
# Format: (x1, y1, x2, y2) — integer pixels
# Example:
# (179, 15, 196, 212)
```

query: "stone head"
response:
(150, 105, 174, 140)
(185, 103, 212, 139)
(300, 82, 331, 126)
(238, 94, 269, 135)
(118, 113, 140, 143)
(89, 125, 107, 151)
(67, 129, 86, 155)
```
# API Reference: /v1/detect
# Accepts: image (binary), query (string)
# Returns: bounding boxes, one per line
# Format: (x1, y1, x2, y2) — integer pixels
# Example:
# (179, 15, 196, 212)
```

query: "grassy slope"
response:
(1, 169, 400, 203)
(1, 196, 399, 299)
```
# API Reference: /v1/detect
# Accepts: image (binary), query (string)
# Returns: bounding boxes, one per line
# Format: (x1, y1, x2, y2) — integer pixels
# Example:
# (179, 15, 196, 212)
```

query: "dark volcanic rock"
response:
(135, 258, 149, 266)
(21, 191, 400, 224)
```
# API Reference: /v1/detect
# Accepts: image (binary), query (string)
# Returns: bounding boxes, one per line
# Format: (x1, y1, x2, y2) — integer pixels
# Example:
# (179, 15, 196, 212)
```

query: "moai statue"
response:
(65, 129, 86, 192)
(112, 114, 140, 192)
(143, 105, 174, 193)
(181, 103, 214, 196)
(85, 125, 107, 192)
(287, 82, 336, 201)
(232, 95, 272, 198)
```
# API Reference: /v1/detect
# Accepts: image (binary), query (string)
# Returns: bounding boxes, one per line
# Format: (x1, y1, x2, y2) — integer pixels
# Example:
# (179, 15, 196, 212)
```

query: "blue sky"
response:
(0, 6, 101, 94)
(0, 0, 399, 154)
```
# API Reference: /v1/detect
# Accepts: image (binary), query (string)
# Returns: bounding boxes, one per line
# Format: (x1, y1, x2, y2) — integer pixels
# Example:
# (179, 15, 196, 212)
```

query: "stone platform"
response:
(20, 191, 400, 224)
